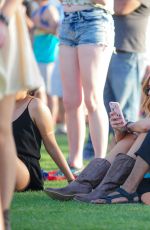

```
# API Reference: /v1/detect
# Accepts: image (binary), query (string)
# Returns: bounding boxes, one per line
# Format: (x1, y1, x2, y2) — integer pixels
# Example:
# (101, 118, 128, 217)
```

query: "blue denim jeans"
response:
(59, 7, 114, 47)
(104, 52, 146, 132)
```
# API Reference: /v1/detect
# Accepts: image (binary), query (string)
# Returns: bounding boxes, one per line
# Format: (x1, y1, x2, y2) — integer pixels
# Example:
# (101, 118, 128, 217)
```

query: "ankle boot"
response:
(44, 158, 111, 200)
(75, 153, 135, 203)
(3, 210, 11, 230)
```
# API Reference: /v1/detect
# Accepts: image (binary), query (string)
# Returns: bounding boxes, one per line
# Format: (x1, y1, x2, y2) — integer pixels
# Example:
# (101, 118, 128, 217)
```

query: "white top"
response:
(0, 6, 42, 99)
(62, 0, 114, 13)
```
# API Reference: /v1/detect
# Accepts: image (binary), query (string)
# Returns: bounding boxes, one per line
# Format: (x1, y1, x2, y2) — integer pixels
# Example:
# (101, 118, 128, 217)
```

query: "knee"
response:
(63, 97, 82, 112)
(84, 96, 102, 114)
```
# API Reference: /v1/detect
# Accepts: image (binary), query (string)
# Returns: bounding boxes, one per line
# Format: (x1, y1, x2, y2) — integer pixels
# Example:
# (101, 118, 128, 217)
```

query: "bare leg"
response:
(101, 133, 149, 203)
(55, 97, 67, 134)
(15, 159, 30, 191)
(109, 156, 149, 203)
(126, 133, 147, 158)
(58, 97, 66, 125)
(0, 95, 16, 214)
(122, 156, 149, 193)
(49, 95, 59, 125)
(106, 134, 136, 163)
(78, 45, 113, 158)
(60, 46, 85, 168)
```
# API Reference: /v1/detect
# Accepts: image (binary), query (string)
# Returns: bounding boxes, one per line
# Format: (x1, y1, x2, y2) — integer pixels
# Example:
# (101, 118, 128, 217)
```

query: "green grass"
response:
(11, 134, 150, 230)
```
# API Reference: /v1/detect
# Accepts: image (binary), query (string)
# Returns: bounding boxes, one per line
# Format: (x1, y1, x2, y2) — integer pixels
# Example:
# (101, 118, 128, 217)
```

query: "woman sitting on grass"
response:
(13, 90, 74, 191)
(44, 74, 150, 205)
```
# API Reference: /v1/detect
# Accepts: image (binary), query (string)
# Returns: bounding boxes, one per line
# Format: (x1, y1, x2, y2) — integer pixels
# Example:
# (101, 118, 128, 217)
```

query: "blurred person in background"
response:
(32, 0, 60, 107)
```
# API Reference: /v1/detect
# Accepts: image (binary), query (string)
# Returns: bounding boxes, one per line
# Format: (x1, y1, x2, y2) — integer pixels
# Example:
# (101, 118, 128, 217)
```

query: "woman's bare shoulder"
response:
(28, 97, 50, 117)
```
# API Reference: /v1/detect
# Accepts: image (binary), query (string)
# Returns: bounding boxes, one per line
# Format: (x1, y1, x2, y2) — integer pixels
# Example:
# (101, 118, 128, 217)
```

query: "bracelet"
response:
(0, 12, 9, 26)
(125, 121, 134, 134)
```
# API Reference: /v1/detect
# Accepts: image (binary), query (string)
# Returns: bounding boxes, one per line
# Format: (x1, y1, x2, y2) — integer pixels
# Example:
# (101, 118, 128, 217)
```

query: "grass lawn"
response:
(11, 134, 150, 230)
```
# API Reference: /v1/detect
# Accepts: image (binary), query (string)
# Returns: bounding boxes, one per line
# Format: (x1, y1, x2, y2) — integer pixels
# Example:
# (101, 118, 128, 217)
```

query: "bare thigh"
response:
(126, 133, 147, 158)
(16, 158, 30, 191)
(106, 134, 136, 163)
(78, 45, 113, 104)
(59, 45, 82, 107)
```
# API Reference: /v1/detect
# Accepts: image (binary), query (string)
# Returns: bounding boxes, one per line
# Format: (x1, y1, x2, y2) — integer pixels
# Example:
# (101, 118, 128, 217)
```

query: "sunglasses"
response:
(144, 86, 150, 96)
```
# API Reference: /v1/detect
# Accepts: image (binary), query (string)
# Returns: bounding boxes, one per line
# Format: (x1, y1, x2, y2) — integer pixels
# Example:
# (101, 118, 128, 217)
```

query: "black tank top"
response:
(12, 99, 42, 160)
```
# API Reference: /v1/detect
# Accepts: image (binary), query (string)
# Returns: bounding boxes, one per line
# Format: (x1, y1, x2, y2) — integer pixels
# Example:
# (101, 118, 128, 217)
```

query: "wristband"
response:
(0, 12, 9, 26)
(125, 121, 134, 134)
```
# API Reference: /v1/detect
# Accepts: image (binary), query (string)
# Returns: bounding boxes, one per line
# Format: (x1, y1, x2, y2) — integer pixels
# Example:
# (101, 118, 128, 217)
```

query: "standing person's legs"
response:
(104, 53, 146, 152)
(60, 46, 85, 169)
(0, 95, 16, 228)
(50, 57, 66, 131)
(79, 44, 113, 158)
(38, 62, 55, 107)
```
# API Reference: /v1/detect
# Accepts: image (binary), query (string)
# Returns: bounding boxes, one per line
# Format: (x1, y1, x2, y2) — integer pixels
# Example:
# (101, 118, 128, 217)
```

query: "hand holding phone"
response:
(109, 102, 126, 125)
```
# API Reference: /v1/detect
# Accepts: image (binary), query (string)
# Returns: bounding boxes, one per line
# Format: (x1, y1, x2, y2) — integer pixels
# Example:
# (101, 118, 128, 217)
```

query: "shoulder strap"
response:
(39, 4, 51, 16)
(27, 97, 34, 108)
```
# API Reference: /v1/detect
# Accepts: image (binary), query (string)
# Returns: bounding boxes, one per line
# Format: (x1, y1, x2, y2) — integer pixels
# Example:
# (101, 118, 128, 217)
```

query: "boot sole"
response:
(44, 189, 75, 201)
(73, 197, 91, 203)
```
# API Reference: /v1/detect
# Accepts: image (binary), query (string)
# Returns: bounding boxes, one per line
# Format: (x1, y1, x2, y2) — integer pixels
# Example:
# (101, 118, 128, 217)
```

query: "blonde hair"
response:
(141, 76, 150, 116)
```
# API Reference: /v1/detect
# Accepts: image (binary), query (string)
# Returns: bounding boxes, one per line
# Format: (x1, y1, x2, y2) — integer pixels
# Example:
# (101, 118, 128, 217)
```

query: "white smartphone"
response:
(109, 101, 126, 125)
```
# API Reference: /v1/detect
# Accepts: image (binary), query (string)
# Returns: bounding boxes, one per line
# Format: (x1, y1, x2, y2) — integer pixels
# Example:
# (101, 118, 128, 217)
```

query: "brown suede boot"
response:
(44, 158, 111, 200)
(74, 153, 135, 203)
(3, 210, 11, 230)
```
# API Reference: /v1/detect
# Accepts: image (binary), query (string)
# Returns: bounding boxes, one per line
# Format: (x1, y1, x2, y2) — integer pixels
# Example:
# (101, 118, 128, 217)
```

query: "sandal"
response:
(91, 187, 139, 204)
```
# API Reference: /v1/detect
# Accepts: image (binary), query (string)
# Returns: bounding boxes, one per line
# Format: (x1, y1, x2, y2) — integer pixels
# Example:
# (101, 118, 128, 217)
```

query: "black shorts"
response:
(135, 131, 150, 165)
(18, 155, 43, 191)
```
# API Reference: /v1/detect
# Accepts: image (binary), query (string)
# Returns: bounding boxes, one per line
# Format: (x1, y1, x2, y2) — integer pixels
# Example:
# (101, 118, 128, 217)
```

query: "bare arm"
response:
(30, 99, 74, 182)
(127, 117, 150, 133)
(114, 0, 141, 15)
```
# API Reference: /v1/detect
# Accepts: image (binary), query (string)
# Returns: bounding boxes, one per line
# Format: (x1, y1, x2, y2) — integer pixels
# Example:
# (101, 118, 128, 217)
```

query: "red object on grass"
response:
(47, 170, 77, 181)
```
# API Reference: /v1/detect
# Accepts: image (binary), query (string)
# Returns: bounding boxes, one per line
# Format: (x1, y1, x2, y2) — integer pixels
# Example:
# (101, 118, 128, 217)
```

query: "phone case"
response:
(109, 102, 126, 124)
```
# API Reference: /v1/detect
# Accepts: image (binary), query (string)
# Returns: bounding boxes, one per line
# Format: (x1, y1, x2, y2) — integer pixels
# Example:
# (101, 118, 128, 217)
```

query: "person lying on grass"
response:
(13, 90, 74, 191)
(44, 74, 150, 205)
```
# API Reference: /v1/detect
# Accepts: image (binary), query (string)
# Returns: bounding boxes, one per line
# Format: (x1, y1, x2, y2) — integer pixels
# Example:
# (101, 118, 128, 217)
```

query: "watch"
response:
(0, 12, 9, 26)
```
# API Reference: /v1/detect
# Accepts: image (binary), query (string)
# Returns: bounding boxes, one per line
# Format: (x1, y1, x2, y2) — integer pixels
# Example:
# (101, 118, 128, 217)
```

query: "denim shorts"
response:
(59, 7, 114, 47)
